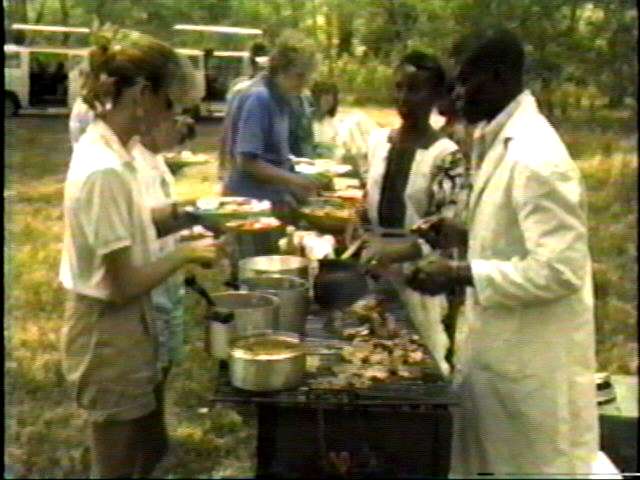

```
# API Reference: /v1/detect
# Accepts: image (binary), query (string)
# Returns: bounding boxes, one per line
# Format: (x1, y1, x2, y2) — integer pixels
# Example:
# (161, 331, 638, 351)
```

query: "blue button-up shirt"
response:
(224, 75, 296, 204)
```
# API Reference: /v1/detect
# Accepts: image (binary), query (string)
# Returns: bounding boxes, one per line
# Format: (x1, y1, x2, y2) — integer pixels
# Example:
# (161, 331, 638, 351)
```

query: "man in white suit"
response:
(407, 29, 600, 478)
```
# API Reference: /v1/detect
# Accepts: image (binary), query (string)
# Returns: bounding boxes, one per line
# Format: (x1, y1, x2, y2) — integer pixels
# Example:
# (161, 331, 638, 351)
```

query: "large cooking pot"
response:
(209, 291, 280, 338)
(240, 275, 309, 335)
(239, 255, 310, 282)
(313, 258, 373, 310)
(225, 221, 285, 260)
(229, 331, 341, 392)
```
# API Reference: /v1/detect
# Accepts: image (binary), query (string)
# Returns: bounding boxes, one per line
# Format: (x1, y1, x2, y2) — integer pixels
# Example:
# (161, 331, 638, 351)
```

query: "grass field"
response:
(4, 108, 637, 478)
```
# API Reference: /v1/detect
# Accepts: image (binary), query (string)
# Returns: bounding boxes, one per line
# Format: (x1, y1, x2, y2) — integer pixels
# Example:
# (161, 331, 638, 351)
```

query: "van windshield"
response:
(29, 52, 70, 107)
(203, 55, 245, 101)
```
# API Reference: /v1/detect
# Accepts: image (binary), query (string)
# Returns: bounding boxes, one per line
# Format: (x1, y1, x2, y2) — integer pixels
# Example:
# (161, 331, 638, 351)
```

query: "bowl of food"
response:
(320, 188, 364, 207)
(195, 197, 272, 230)
(224, 216, 283, 233)
(224, 217, 286, 259)
(297, 197, 357, 234)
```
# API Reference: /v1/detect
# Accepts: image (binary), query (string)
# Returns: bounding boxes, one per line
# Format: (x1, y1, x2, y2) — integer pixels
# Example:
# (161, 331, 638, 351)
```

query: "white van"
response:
(4, 44, 90, 116)
(4, 44, 206, 117)
(200, 50, 252, 118)
(172, 24, 261, 118)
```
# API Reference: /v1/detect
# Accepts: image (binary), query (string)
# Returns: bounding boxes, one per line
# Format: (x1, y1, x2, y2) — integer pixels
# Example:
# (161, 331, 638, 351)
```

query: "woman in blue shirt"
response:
(224, 31, 320, 215)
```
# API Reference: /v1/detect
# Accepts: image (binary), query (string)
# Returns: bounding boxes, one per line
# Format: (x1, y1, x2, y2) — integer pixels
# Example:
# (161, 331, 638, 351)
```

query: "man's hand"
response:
(289, 174, 321, 202)
(410, 216, 468, 250)
(406, 256, 473, 295)
(176, 197, 199, 208)
(361, 235, 421, 268)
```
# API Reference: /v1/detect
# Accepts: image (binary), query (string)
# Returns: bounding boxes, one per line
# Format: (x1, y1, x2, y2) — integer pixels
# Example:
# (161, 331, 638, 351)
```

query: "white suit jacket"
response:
(451, 90, 599, 477)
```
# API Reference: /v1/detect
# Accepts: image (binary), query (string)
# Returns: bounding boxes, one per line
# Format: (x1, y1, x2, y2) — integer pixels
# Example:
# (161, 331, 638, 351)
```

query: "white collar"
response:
(90, 118, 138, 164)
(473, 89, 534, 145)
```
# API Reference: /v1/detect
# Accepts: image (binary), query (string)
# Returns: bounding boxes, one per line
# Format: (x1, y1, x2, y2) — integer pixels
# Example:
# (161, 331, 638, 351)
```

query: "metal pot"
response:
(240, 275, 310, 335)
(230, 332, 306, 392)
(229, 332, 342, 392)
(313, 258, 371, 310)
(209, 311, 234, 360)
(239, 255, 310, 282)
(209, 291, 280, 338)
(227, 225, 285, 260)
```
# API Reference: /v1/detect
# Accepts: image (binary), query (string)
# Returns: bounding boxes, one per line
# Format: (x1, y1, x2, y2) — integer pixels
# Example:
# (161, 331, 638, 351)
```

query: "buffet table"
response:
(210, 307, 458, 479)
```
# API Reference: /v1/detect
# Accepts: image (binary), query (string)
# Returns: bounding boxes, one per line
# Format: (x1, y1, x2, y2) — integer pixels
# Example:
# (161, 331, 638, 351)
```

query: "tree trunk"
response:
(310, 0, 319, 41)
(386, 0, 402, 46)
(336, 9, 354, 58)
(33, 0, 48, 24)
(324, 5, 336, 79)
(59, 0, 70, 45)
(9, 0, 29, 44)
(566, 0, 580, 36)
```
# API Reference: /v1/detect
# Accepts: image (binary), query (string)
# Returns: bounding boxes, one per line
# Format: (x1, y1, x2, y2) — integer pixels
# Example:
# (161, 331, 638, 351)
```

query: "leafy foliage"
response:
(4, 0, 637, 111)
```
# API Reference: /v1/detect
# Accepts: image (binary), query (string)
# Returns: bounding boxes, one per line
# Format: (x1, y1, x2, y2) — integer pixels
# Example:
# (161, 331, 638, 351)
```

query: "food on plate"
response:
(308, 296, 436, 389)
(297, 198, 357, 233)
(197, 196, 271, 213)
(344, 296, 401, 338)
(308, 296, 435, 391)
(321, 188, 364, 203)
(406, 350, 425, 364)
(341, 342, 374, 364)
(299, 205, 356, 220)
(332, 177, 362, 191)
(342, 324, 370, 339)
(305, 173, 334, 189)
(367, 349, 392, 366)
(360, 365, 391, 381)
(224, 217, 282, 232)
(395, 365, 423, 379)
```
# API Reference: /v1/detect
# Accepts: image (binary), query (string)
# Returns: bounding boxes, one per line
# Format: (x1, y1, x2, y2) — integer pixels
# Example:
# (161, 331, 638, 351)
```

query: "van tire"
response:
(5, 93, 20, 117)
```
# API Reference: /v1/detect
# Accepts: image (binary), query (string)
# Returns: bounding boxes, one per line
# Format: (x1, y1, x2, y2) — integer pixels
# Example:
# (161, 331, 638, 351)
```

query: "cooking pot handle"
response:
(224, 280, 242, 291)
(207, 308, 234, 324)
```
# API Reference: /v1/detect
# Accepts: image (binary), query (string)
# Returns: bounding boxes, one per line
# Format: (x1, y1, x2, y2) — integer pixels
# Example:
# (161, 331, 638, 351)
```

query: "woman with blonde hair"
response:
(59, 26, 222, 478)
(223, 30, 321, 217)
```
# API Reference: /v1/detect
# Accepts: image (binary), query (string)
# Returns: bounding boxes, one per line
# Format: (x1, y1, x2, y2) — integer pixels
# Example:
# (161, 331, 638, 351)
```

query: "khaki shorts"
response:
(61, 293, 161, 422)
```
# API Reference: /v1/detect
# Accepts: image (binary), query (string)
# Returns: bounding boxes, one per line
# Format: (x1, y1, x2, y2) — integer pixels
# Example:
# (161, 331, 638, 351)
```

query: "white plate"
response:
(196, 196, 271, 212)
(295, 163, 352, 175)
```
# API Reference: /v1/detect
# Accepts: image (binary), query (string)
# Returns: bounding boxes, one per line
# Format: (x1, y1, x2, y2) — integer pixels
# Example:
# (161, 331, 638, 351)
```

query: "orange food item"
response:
(225, 217, 282, 232)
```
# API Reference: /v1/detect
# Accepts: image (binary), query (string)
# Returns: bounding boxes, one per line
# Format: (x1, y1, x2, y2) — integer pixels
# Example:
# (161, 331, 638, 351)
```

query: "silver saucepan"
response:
(229, 331, 342, 392)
